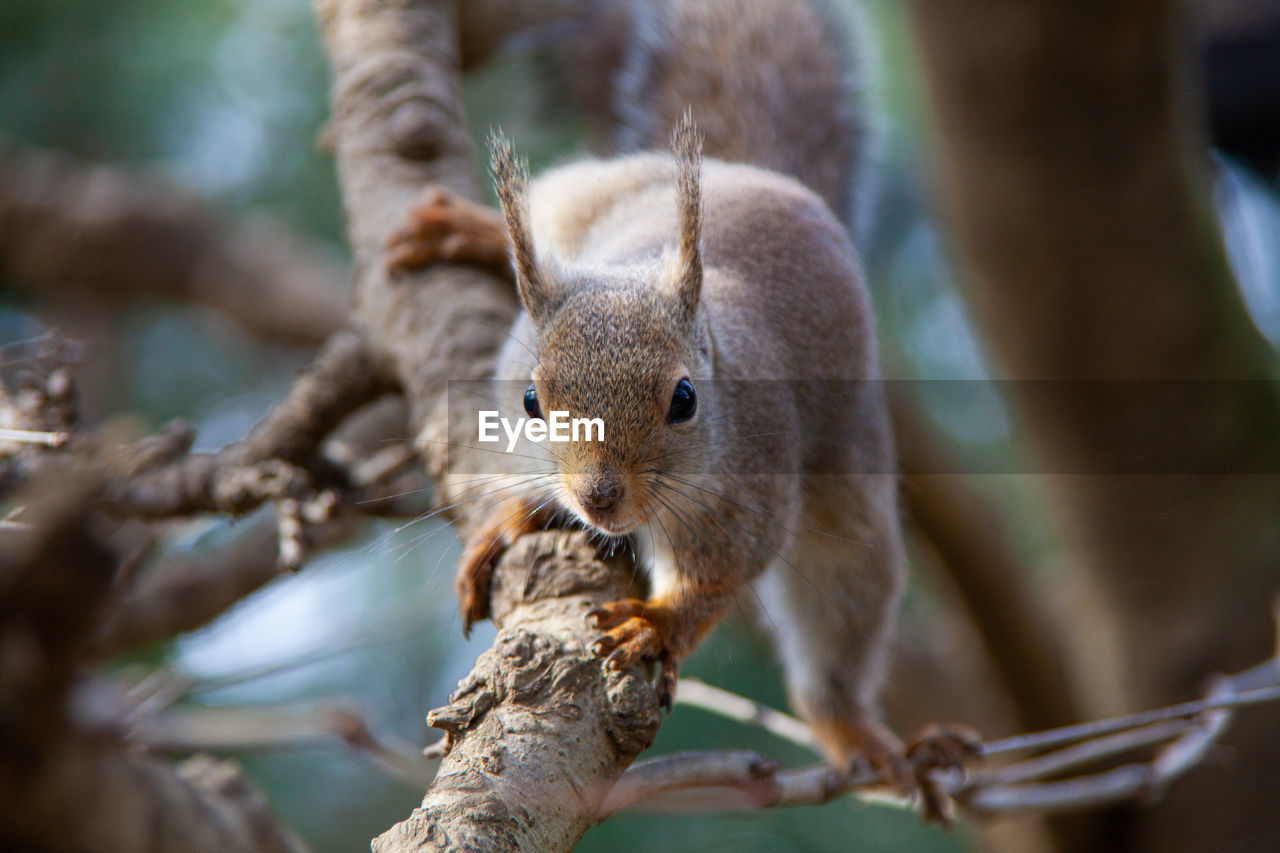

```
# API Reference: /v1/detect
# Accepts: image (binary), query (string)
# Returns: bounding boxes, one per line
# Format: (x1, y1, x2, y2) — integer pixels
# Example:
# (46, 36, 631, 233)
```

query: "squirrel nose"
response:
(581, 480, 625, 514)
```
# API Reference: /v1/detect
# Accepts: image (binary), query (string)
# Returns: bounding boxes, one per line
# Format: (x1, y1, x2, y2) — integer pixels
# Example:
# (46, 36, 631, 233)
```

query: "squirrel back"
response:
(560, 0, 869, 228)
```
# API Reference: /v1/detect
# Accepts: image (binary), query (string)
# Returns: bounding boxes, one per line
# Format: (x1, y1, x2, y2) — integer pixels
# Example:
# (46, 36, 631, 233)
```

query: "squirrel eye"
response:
(524, 383, 543, 420)
(667, 378, 697, 423)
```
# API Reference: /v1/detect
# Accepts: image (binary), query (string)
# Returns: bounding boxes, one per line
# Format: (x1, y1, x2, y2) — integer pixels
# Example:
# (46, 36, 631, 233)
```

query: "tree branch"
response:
(129, 701, 436, 790)
(104, 329, 393, 519)
(0, 468, 307, 852)
(0, 139, 349, 347)
(378, 533, 659, 851)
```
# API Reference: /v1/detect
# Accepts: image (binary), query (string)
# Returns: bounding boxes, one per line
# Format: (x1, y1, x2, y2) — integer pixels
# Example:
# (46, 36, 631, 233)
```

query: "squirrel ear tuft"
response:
(671, 109, 703, 320)
(488, 129, 556, 317)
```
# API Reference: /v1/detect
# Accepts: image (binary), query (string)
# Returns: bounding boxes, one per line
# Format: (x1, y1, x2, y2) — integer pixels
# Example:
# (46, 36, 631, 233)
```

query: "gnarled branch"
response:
(0, 468, 307, 852)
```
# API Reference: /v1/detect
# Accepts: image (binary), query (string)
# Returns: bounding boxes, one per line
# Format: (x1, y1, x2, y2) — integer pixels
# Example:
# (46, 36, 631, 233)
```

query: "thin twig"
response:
(611, 644, 1280, 818)
(129, 702, 436, 789)
(0, 426, 69, 447)
(979, 682, 1280, 757)
(963, 719, 1193, 787)
(675, 678, 819, 752)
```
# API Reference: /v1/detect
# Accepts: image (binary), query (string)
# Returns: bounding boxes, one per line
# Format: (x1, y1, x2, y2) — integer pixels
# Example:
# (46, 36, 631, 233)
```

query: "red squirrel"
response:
(389, 0, 977, 819)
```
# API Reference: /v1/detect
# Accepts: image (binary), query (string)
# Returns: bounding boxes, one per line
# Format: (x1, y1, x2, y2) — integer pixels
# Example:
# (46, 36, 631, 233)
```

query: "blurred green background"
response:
(1, 0, 1277, 850)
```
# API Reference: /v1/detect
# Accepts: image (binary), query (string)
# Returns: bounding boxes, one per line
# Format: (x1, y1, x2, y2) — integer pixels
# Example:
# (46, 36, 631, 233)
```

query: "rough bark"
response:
(375, 533, 659, 851)
(315, 0, 516, 492)
(907, 0, 1280, 850)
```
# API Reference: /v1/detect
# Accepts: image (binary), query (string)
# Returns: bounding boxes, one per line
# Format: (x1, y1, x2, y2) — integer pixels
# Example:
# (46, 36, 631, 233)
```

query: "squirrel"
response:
(387, 0, 977, 819)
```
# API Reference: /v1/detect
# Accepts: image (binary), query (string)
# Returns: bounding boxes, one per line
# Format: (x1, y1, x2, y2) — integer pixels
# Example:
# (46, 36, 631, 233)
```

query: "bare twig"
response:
(0, 426, 69, 447)
(129, 702, 436, 789)
(104, 330, 394, 519)
(604, 750, 897, 816)
(965, 720, 1195, 788)
(978, 682, 1280, 758)
(675, 678, 818, 752)
(959, 685, 1231, 816)
(609, 642, 1280, 819)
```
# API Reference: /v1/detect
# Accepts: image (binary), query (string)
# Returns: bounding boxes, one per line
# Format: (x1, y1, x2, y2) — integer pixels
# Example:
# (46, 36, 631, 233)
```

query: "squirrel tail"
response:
(610, 0, 870, 228)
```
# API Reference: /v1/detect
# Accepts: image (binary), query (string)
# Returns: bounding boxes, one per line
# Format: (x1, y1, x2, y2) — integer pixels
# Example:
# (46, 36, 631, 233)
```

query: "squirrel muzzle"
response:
(570, 466, 634, 533)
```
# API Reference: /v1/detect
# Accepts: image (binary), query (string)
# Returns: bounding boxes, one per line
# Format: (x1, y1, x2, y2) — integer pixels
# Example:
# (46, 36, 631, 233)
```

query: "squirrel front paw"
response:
(386, 186, 513, 279)
(587, 598, 682, 710)
(456, 498, 553, 636)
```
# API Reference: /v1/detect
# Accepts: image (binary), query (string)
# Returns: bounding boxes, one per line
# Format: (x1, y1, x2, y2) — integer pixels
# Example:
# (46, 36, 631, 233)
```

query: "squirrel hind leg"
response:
(806, 711, 978, 825)
(806, 709, 913, 794)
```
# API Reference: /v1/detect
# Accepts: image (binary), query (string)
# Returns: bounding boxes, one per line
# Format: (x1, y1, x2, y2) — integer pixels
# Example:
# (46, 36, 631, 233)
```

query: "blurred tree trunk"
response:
(907, 1, 1280, 851)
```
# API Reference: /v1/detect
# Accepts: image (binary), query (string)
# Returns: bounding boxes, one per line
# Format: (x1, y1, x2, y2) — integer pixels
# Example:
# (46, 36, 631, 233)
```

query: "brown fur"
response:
(671, 109, 703, 319)
(615, 0, 867, 227)
(482, 142, 909, 780)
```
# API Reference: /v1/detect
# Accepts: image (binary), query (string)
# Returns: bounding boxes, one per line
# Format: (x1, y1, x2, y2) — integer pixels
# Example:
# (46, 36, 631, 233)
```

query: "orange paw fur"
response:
(386, 186, 513, 279)
(588, 598, 682, 710)
(809, 713, 980, 824)
(456, 498, 553, 635)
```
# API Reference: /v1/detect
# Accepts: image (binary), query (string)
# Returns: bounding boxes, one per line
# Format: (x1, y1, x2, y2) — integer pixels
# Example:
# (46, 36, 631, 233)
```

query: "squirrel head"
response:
(489, 116, 710, 536)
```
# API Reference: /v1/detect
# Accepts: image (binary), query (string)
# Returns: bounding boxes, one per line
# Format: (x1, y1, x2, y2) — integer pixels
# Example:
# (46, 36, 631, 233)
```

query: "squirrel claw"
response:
(654, 655, 680, 712)
(907, 723, 982, 774)
(587, 598, 648, 629)
(593, 615, 662, 670)
(603, 646, 632, 670)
